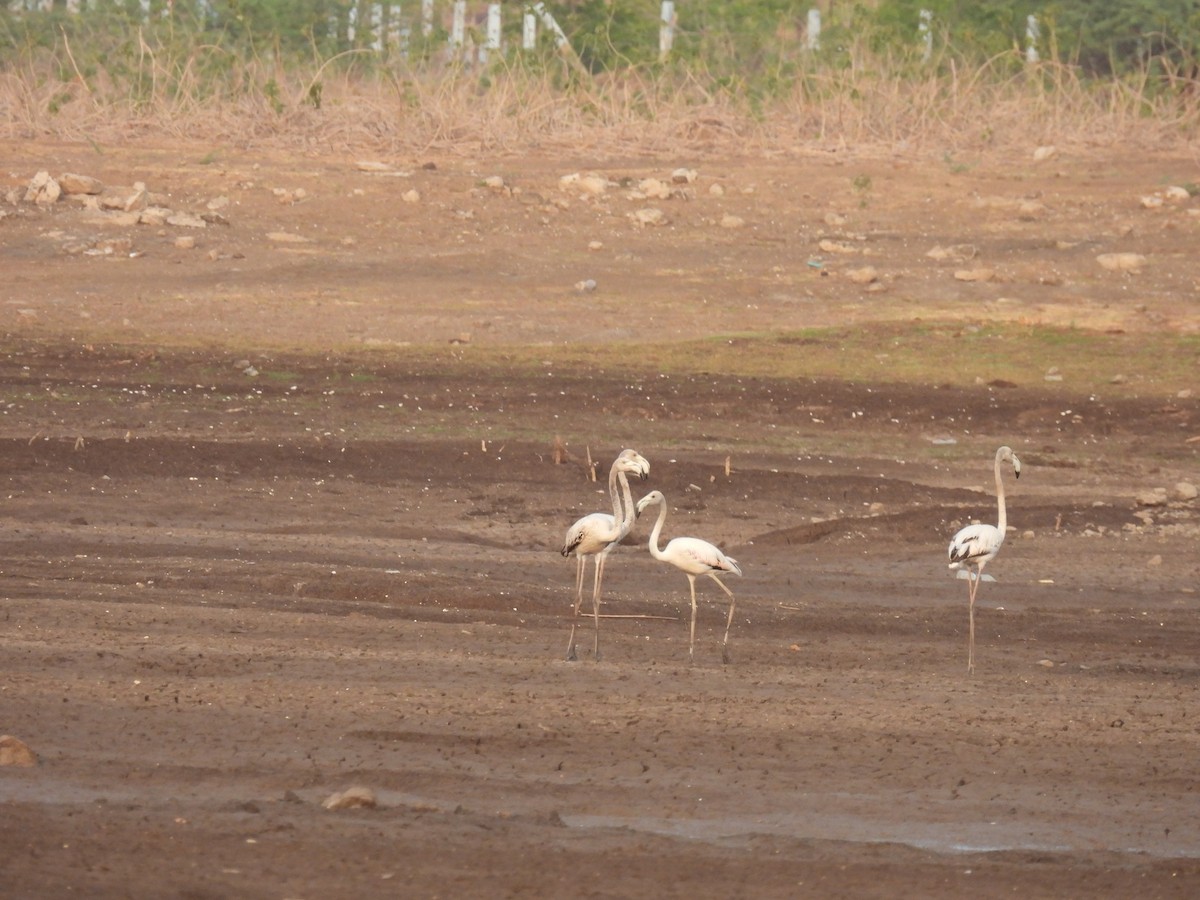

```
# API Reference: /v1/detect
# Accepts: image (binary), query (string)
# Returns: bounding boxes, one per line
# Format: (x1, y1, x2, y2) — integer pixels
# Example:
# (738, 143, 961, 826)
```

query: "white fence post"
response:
(481, 2, 500, 63)
(450, 0, 465, 48)
(806, 8, 820, 51)
(1025, 14, 1040, 64)
(919, 9, 932, 62)
(522, 8, 537, 50)
(659, 1, 675, 60)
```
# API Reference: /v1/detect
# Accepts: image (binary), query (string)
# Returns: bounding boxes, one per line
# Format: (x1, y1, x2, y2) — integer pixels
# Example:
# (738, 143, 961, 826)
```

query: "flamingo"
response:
(636, 490, 743, 664)
(948, 445, 1022, 674)
(561, 449, 650, 661)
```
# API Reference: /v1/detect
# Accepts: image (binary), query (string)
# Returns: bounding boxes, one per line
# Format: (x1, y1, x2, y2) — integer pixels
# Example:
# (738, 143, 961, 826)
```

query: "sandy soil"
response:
(1, 139, 1199, 898)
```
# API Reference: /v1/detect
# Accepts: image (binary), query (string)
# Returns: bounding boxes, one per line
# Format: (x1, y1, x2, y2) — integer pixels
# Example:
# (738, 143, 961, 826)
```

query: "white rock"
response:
(322, 786, 377, 810)
(266, 231, 310, 243)
(708, 183, 725, 197)
(637, 178, 672, 200)
(1136, 488, 1169, 507)
(630, 208, 666, 227)
(671, 168, 697, 184)
(483, 175, 506, 191)
(954, 268, 995, 282)
(25, 171, 61, 205)
(719, 214, 745, 229)
(58, 173, 103, 195)
(1163, 185, 1191, 202)
(1033, 145, 1057, 161)
(1140, 195, 1164, 209)
(927, 243, 976, 262)
(846, 266, 878, 284)
(402, 189, 420, 204)
(167, 212, 207, 228)
(1172, 481, 1198, 502)
(818, 239, 858, 254)
(1096, 252, 1147, 272)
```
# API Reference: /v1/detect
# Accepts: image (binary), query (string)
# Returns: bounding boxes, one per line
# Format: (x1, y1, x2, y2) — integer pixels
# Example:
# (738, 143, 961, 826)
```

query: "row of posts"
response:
(9, 1, 1046, 65)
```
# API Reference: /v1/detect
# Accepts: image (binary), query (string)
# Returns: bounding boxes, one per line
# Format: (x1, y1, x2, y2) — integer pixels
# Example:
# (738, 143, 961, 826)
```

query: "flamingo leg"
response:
(707, 574, 737, 665)
(966, 562, 986, 675)
(687, 574, 699, 663)
(566, 554, 589, 661)
(590, 552, 607, 661)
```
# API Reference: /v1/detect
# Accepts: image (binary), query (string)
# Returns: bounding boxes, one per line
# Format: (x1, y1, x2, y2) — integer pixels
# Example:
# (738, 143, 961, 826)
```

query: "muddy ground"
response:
(1, 139, 1199, 898)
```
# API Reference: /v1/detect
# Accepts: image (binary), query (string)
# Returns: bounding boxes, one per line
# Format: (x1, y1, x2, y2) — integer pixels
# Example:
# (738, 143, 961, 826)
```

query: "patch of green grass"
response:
(383, 323, 1198, 397)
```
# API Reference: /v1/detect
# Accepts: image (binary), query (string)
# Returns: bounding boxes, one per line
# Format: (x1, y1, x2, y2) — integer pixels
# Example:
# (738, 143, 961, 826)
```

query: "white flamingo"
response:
(948, 445, 1022, 674)
(561, 449, 650, 661)
(636, 490, 743, 664)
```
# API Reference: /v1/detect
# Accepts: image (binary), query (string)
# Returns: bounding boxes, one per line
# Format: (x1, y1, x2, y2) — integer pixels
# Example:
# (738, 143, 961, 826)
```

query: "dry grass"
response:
(2, 33, 1199, 158)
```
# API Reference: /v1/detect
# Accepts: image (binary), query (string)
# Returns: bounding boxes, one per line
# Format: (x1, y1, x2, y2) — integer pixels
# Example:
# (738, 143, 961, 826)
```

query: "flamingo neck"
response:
(647, 500, 669, 561)
(606, 460, 623, 522)
(994, 451, 1008, 536)
(615, 469, 636, 538)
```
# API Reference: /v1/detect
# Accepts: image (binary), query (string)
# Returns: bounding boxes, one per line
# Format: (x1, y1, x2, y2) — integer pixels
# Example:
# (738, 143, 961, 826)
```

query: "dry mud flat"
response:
(2, 142, 1200, 897)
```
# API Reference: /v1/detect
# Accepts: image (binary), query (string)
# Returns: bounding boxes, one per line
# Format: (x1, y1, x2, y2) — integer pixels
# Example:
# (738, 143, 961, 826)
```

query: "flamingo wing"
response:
(665, 537, 742, 577)
(948, 523, 1003, 569)
(562, 513, 620, 558)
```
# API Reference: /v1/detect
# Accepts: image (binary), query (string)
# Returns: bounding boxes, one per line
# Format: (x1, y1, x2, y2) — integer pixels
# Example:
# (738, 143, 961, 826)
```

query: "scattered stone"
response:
(1096, 252, 1147, 272)
(207, 196, 230, 211)
(1163, 185, 1191, 202)
(818, 239, 858, 254)
(138, 207, 171, 226)
(174, 236, 196, 250)
(58, 173, 103, 195)
(954, 268, 995, 282)
(846, 266, 878, 284)
(719, 214, 745, 229)
(708, 183, 725, 197)
(322, 786, 377, 810)
(1136, 488, 1169, 507)
(574, 279, 597, 292)
(1037, 659, 1055, 668)
(671, 168, 697, 184)
(1033, 145, 1057, 161)
(1110, 373, 1128, 384)
(266, 231, 310, 243)
(402, 189, 420, 204)
(927, 243, 976, 262)
(1044, 367, 1063, 382)
(1140, 195, 1164, 210)
(0, 735, 37, 767)
(1172, 481, 1198, 502)
(25, 171, 61, 205)
(482, 175, 506, 192)
(636, 178, 672, 200)
(356, 160, 393, 172)
(823, 211, 847, 228)
(559, 172, 609, 196)
(587, 240, 603, 251)
(166, 212, 207, 228)
(629, 208, 666, 227)
(1148, 554, 1163, 566)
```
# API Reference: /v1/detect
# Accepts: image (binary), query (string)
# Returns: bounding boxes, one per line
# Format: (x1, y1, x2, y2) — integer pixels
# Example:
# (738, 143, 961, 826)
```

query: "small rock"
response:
(166, 212, 207, 228)
(1148, 554, 1163, 566)
(574, 279, 597, 292)
(1037, 659, 1055, 668)
(1172, 481, 1197, 502)
(322, 786, 377, 810)
(1140, 195, 1164, 209)
(174, 236, 196, 250)
(630, 208, 666, 227)
(25, 171, 61, 205)
(1096, 252, 1147, 273)
(954, 268, 995, 282)
(207, 196, 230, 211)
(846, 266, 878, 285)
(587, 240, 603, 251)
(58, 173, 104, 195)
(266, 231, 310, 243)
(402, 189, 420, 204)
(818, 239, 858, 254)
(1110, 373, 1128, 384)
(483, 175, 506, 191)
(356, 161, 393, 172)
(1163, 185, 1191, 202)
(1044, 367, 1063, 382)
(719, 214, 745, 229)
(637, 178, 672, 200)
(708, 183, 725, 197)
(927, 243, 976, 262)
(671, 168, 697, 184)
(0, 735, 37, 767)
(823, 211, 847, 227)
(1033, 145, 1057, 161)
(1136, 488, 1169, 507)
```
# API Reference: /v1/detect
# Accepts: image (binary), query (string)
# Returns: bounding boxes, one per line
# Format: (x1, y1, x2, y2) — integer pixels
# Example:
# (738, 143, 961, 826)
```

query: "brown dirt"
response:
(2, 139, 1199, 898)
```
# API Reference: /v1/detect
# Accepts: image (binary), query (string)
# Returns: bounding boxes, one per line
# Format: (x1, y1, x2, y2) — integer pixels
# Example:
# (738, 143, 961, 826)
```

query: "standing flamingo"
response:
(636, 490, 743, 664)
(561, 449, 650, 661)
(948, 445, 1022, 674)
